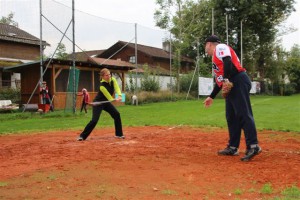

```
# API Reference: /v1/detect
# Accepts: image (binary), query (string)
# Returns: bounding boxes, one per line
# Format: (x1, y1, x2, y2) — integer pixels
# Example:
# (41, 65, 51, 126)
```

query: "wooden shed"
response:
(4, 58, 134, 109)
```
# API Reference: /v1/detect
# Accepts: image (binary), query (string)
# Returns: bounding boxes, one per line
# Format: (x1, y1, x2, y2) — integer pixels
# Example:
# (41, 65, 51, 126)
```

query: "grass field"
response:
(0, 94, 299, 134)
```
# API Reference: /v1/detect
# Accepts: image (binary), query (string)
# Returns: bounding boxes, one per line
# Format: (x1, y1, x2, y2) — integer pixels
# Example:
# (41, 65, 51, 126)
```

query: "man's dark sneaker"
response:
(241, 145, 262, 162)
(77, 136, 84, 141)
(218, 146, 239, 156)
(115, 136, 125, 139)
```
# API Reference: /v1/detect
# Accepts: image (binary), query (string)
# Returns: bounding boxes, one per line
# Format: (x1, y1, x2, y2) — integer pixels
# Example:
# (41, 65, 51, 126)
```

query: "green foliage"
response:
(140, 66, 160, 92)
(0, 12, 18, 27)
(234, 188, 242, 195)
(154, 0, 296, 86)
(0, 182, 8, 187)
(265, 82, 296, 96)
(125, 91, 186, 105)
(281, 185, 300, 198)
(212, 0, 295, 80)
(154, 0, 197, 93)
(125, 72, 137, 93)
(161, 189, 178, 195)
(55, 43, 69, 60)
(285, 44, 300, 93)
(178, 72, 198, 97)
(0, 88, 21, 104)
(261, 183, 273, 194)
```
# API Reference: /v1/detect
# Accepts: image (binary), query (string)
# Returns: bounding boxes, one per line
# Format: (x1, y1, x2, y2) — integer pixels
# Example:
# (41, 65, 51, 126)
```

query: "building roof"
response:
(4, 58, 135, 73)
(97, 40, 194, 63)
(0, 23, 49, 46)
(67, 50, 105, 61)
(88, 57, 134, 68)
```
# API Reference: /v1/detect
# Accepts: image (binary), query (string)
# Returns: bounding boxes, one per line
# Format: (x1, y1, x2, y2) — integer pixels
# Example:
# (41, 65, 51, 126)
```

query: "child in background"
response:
(78, 88, 90, 113)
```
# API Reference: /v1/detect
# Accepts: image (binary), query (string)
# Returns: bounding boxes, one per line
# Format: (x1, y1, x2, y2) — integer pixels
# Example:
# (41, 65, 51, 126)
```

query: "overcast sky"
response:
(74, 0, 300, 51)
(0, 0, 299, 53)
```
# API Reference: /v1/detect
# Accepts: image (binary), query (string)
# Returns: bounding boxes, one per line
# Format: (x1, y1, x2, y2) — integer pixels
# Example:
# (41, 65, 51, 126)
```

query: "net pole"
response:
(169, 31, 172, 99)
(39, 0, 43, 104)
(134, 23, 138, 95)
(72, 0, 76, 114)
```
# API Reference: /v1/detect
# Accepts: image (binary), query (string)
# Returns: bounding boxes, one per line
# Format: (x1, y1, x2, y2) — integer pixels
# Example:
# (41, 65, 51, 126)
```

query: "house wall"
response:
(0, 41, 40, 60)
(0, 40, 40, 89)
(110, 47, 172, 72)
(20, 66, 41, 105)
(107, 47, 193, 73)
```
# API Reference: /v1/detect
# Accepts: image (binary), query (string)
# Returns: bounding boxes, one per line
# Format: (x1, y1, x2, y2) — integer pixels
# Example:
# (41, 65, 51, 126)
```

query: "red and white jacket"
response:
(212, 44, 245, 87)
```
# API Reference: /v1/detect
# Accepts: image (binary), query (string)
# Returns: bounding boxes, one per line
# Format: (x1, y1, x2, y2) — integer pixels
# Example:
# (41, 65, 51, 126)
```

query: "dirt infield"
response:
(0, 126, 299, 200)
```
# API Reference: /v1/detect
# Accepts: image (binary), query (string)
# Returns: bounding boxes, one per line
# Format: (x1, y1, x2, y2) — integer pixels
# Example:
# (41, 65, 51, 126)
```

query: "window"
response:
(129, 56, 136, 63)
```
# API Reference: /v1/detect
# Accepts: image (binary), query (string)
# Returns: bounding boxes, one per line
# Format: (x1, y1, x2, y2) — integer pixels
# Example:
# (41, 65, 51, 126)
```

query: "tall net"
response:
(65, 67, 80, 112)
(0, 0, 169, 110)
(0, 0, 167, 55)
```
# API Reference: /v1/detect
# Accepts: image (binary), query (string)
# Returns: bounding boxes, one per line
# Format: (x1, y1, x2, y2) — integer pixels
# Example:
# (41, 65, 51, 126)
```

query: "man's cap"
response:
(205, 35, 221, 44)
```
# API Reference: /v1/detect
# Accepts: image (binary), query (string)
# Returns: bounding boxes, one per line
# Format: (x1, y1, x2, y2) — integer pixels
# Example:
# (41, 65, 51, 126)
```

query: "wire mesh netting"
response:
(0, 0, 168, 56)
(65, 67, 80, 112)
(1, 0, 170, 111)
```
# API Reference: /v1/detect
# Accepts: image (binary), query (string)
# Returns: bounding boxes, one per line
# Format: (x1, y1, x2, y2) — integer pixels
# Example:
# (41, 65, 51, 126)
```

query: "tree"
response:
(55, 43, 68, 60)
(211, 0, 295, 79)
(0, 12, 18, 27)
(155, 0, 199, 93)
(285, 44, 300, 92)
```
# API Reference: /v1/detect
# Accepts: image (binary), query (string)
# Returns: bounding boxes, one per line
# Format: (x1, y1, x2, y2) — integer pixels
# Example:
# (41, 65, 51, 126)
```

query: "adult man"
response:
(203, 35, 261, 161)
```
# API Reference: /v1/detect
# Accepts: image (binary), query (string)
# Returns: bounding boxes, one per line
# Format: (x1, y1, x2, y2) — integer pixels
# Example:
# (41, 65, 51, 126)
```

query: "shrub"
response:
(140, 67, 160, 92)
(284, 83, 296, 96)
(0, 88, 21, 104)
(125, 72, 137, 93)
(125, 91, 187, 105)
(178, 72, 198, 97)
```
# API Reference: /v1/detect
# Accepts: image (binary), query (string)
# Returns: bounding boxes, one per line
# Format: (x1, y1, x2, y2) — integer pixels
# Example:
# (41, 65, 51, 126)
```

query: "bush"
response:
(125, 72, 137, 93)
(284, 83, 296, 96)
(178, 72, 198, 97)
(140, 68, 160, 92)
(0, 88, 21, 104)
(265, 82, 297, 96)
(125, 91, 187, 105)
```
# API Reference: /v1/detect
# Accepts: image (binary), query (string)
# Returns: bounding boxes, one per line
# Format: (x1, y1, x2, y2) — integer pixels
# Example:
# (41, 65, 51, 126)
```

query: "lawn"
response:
(0, 94, 299, 134)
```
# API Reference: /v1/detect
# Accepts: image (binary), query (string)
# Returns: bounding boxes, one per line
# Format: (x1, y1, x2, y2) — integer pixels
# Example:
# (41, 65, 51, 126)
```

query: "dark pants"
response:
(42, 97, 54, 111)
(80, 102, 123, 139)
(226, 72, 258, 149)
(80, 101, 87, 113)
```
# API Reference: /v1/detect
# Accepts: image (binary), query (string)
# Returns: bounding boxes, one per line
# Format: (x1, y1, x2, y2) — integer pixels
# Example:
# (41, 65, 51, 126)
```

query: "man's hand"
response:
(203, 97, 213, 108)
(222, 79, 233, 98)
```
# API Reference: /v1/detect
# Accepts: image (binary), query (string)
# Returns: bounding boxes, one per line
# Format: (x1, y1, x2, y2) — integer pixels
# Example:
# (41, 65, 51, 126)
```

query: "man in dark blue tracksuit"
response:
(77, 68, 124, 141)
(203, 35, 262, 161)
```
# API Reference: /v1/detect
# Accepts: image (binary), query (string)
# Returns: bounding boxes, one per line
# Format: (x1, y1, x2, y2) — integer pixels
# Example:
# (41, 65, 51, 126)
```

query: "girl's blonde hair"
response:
(99, 68, 110, 79)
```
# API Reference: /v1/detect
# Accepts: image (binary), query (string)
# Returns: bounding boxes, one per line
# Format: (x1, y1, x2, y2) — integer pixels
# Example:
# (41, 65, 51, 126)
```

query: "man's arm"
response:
(222, 56, 232, 79)
(209, 83, 221, 99)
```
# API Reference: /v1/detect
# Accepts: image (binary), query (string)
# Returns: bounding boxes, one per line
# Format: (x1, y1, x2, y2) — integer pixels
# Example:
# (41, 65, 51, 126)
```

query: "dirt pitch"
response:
(0, 126, 299, 200)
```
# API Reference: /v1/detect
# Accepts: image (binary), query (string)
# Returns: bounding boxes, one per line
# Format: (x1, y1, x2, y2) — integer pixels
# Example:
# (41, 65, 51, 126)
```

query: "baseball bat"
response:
(89, 99, 115, 106)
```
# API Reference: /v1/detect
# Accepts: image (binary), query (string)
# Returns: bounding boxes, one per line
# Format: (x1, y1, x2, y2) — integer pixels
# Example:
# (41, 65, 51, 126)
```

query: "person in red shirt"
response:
(203, 35, 261, 162)
(78, 88, 90, 113)
(40, 81, 50, 104)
